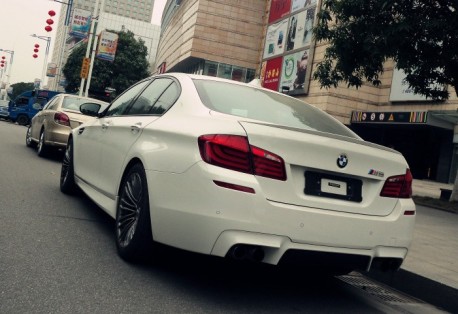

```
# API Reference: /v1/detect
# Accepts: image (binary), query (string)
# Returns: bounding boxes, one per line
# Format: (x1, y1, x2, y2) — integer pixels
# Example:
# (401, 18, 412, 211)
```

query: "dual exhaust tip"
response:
(228, 244, 265, 262)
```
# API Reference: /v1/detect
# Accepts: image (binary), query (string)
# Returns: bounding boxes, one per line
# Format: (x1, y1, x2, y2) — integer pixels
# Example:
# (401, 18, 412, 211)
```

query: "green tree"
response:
(9, 82, 35, 99)
(314, 1, 458, 202)
(313, 0, 458, 100)
(63, 30, 150, 96)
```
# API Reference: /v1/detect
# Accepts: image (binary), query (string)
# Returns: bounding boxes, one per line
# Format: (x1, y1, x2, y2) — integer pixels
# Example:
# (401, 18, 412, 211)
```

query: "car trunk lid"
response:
(239, 121, 409, 216)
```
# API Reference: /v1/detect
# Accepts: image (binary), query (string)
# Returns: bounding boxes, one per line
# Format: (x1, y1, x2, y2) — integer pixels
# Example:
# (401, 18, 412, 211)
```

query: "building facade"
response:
(154, 0, 266, 82)
(48, 0, 159, 91)
(155, 0, 458, 184)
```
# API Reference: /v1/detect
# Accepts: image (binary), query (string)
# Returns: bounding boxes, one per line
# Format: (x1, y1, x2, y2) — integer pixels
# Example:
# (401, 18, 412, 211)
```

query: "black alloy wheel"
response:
(60, 138, 76, 194)
(116, 163, 155, 263)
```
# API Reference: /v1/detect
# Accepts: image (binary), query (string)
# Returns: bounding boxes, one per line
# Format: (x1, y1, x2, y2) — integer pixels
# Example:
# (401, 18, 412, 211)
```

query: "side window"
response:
(126, 78, 173, 115)
(105, 80, 150, 116)
(151, 82, 179, 115)
(15, 97, 29, 106)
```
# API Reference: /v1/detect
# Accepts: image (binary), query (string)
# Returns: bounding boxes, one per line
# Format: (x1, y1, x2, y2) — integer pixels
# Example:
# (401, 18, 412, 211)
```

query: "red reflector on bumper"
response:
(213, 180, 255, 194)
(403, 210, 415, 216)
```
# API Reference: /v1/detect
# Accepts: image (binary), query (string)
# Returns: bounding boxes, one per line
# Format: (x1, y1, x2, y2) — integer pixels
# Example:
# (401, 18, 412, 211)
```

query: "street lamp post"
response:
(31, 35, 51, 89)
(51, 0, 74, 91)
(0, 49, 14, 100)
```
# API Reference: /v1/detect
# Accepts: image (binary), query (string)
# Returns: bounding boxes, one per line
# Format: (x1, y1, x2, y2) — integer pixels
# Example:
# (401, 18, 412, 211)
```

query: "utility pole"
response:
(79, 0, 100, 96)
(85, 0, 106, 97)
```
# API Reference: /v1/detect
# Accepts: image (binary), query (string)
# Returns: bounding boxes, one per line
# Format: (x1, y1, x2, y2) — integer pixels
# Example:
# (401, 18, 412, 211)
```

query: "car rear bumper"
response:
(146, 162, 415, 270)
(45, 125, 71, 147)
(211, 229, 407, 271)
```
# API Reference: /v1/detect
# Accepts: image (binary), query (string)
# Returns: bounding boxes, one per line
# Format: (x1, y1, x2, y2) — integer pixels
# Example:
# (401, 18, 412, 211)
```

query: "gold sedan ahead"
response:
(26, 94, 108, 157)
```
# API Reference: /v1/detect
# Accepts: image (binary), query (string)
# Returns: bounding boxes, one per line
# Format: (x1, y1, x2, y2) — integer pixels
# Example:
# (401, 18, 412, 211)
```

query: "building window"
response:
(246, 69, 255, 82)
(231, 66, 246, 82)
(204, 61, 218, 77)
(217, 63, 232, 80)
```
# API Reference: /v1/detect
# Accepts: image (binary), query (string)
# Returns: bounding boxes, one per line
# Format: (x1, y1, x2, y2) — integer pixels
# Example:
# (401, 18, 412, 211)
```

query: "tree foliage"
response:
(9, 82, 35, 99)
(313, 0, 458, 100)
(63, 30, 150, 97)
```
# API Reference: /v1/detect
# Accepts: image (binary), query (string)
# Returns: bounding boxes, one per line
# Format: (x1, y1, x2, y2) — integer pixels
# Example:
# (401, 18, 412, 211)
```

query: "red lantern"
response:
(48, 10, 56, 17)
(45, 25, 52, 32)
(33, 54, 38, 58)
(1, 56, 5, 60)
(46, 19, 54, 25)
(35, 44, 40, 48)
(0, 64, 4, 68)
(34, 48, 39, 53)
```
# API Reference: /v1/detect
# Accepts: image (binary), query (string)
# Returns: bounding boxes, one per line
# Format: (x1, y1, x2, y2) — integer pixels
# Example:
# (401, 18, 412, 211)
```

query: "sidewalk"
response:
(412, 179, 454, 199)
(401, 180, 458, 289)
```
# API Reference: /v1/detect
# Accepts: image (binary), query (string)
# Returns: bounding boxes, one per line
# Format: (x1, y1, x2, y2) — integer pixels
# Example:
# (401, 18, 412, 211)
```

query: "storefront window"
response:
(217, 63, 232, 79)
(202, 61, 255, 83)
(246, 69, 256, 82)
(231, 66, 246, 82)
(203, 61, 218, 77)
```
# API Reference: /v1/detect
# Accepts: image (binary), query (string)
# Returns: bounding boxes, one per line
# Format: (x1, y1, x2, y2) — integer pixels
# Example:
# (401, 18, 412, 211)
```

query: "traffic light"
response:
(80, 57, 90, 79)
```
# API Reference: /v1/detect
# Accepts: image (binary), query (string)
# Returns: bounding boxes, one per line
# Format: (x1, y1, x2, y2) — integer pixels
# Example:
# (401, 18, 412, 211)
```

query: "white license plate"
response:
(321, 178, 347, 196)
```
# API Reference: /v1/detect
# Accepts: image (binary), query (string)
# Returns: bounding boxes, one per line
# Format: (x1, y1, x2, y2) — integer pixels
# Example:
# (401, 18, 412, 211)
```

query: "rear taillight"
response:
(198, 134, 286, 181)
(54, 112, 70, 127)
(380, 169, 413, 198)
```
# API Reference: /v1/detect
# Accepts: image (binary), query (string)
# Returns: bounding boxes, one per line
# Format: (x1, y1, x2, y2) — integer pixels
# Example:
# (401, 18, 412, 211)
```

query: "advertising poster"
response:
(46, 63, 57, 77)
(269, 0, 292, 23)
(286, 8, 315, 52)
(263, 19, 289, 59)
(96, 31, 119, 62)
(70, 9, 91, 39)
(279, 49, 309, 94)
(389, 68, 442, 102)
(291, 0, 317, 13)
(262, 57, 283, 91)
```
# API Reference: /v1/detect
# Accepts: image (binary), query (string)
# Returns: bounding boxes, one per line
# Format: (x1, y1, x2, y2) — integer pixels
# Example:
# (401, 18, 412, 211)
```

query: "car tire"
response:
(25, 126, 36, 148)
(60, 138, 77, 194)
(37, 129, 49, 157)
(17, 115, 29, 126)
(116, 163, 155, 263)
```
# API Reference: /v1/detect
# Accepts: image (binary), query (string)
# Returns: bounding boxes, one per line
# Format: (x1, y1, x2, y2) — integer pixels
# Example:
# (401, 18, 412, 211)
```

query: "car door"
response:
(96, 77, 178, 198)
(74, 79, 151, 190)
(30, 96, 59, 140)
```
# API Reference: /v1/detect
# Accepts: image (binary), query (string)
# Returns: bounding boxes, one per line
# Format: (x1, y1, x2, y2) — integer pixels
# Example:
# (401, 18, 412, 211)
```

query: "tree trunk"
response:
(450, 170, 458, 202)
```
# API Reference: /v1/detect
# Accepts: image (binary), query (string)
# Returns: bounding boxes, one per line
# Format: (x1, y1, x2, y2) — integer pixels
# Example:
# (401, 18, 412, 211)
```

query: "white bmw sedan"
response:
(60, 73, 415, 274)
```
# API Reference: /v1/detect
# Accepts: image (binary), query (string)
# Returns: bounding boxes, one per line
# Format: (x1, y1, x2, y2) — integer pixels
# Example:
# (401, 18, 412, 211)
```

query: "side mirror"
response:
(80, 102, 102, 117)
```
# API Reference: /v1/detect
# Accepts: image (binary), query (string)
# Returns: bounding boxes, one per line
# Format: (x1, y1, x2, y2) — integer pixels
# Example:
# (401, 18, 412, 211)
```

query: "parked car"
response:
(9, 89, 61, 125)
(26, 94, 108, 156)
(0, 99, 9, 120)
(60, 73, 415, 275)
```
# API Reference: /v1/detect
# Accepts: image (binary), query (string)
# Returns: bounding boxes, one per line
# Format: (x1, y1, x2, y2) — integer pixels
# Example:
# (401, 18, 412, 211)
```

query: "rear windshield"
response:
(193, 79, 358, 138)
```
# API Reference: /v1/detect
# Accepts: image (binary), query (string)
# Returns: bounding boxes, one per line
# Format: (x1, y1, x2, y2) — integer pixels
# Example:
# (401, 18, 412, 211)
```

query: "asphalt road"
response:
(0, 121, 445, 313)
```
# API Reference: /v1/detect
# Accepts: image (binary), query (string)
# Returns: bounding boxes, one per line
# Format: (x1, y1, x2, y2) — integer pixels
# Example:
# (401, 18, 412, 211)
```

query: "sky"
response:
(0, 0, 166, 86)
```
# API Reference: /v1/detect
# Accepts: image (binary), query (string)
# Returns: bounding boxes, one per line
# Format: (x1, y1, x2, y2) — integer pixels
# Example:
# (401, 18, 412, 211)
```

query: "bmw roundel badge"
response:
(337, 154, 348, 168)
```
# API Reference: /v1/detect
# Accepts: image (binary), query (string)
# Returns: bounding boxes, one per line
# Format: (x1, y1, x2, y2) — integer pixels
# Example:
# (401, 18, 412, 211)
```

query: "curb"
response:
(365, 269, 458, 313)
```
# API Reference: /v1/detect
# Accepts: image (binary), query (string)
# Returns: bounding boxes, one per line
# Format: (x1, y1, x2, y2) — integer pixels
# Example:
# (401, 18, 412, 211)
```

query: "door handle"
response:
(78, 127, 85, 135)
(131, 122, 142, 132)
(102, 120, 112, 129)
